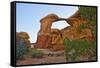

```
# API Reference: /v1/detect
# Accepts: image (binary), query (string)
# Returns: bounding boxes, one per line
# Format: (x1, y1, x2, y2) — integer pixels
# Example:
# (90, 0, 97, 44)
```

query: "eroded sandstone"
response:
(34, 11, 94, 51)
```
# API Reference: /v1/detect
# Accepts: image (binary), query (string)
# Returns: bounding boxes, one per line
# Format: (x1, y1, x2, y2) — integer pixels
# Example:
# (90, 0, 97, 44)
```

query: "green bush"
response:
(90, 19, 96, 26)
(79, 6, 96, 30)
(16, 39, 28, 60)
(31, 49, 44, 58)
(79, 7, 96, 21)
(77, 24, 86, 33)
(64, 39, 96, 62)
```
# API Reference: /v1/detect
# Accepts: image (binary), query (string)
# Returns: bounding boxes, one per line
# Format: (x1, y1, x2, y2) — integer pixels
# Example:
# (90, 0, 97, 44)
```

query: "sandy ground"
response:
(17, 49, 66, 65)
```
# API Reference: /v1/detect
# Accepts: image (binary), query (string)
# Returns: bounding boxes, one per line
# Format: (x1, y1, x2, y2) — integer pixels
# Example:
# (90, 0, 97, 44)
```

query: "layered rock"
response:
(48, 29, 64, 51)
(62, 11, 94, 41)
(34, 13, 65, 50)
(35, 10, 94, 51)
(34, 14, 59, 49)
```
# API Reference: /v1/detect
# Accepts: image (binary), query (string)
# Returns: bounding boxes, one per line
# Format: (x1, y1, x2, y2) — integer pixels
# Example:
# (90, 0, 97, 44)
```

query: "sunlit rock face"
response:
(39, 13, 59, 36)
(66, 11, 87, 28)
(34, 35, 50, 48)
(34, 14, 60, 49)
(49, 29, 64, 51)
(62, 11, 93, 41)
(34, 13, 66, 50)
(35, 10, 93, 51)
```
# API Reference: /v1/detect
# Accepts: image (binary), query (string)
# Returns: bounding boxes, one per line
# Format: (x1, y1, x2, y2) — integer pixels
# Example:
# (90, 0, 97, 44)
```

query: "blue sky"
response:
(16, 3, 78, 43)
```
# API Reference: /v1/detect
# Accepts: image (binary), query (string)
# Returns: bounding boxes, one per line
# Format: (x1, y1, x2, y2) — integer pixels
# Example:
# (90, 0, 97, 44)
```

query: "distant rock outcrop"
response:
(16, 32, 31, 48)
(35, 10, 94, 51)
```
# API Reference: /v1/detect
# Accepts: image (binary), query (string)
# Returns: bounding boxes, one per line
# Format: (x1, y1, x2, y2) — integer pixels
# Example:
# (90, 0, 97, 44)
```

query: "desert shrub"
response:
(90, 19, 96, 26)
(77, 24, 86, 33)
(27, 48, 33, 53)
(88, 41, 96, 59)
(31, 49, 44, 58)
(16, 39, 28, 60)
(79, 7, 96, 29)
(79, 7, 96, 21)
(64, 39, 96, 62)
(79, 7, 97, 33)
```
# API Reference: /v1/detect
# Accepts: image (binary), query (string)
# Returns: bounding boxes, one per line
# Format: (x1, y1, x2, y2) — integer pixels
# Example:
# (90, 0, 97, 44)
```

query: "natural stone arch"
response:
(38, 14, 70, 36)
(38, 14, 59, 36)
(34, 11, 92, 51)
(49, 19, 70, 51)
(34, 13, 69, 50)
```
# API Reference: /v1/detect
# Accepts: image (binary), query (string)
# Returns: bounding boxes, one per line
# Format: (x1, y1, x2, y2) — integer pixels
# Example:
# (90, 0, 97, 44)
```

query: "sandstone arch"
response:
(34, 11, 93, 51)
(34, 13, 69, 50)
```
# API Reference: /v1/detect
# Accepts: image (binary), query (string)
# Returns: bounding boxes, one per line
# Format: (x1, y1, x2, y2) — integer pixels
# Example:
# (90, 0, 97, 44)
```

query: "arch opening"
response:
(51, 20, 70, 30)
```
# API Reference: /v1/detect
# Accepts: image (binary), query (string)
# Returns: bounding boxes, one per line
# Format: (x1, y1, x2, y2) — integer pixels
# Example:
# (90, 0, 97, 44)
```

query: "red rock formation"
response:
(35, 11, 94, 51)
(34, 35, 50, 48)
(48, 29, 64, 51)
(67, 11, 88, 27)
(16, 32, 31, 48)
(34, 14, 59, 49)
(62, 11, 94, 41)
